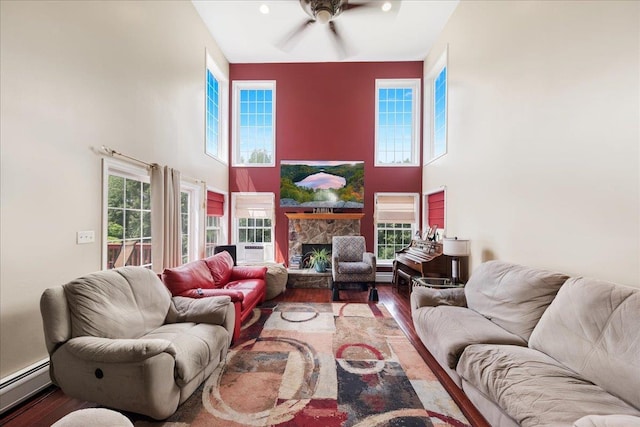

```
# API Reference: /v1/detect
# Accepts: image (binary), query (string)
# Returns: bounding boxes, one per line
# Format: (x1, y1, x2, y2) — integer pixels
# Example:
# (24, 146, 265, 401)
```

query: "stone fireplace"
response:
(285, 213, 364, 267)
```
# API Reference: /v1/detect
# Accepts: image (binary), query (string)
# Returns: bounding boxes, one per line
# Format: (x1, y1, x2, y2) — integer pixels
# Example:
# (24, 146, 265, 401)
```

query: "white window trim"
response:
(205, 50, 229, 164)
(102, 157, 151, 270)
(206, 185, 229, 246)
(424, 47, 448, 165)
(180, 181, 203, 264)
(374, 78, 421, 167)
(232, 80, 277, 167)
(231, 192, 275, 262)
(374, 192, 420, 266)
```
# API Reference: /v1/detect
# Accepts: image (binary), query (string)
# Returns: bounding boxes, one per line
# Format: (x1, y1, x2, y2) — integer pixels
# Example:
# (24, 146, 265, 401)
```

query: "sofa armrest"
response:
(179, 288, 244, 302)
(574, 415, 640, 427)
(230, 265, 267, 281)
(171, 296, 233, 326)
(410, 286, 467, 311)
(63, 336, 176, 363)
(362, 252, 376, 267)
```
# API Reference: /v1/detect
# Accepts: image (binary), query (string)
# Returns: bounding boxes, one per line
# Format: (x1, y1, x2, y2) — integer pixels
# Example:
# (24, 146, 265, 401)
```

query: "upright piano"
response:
(392, 239, 468, 289)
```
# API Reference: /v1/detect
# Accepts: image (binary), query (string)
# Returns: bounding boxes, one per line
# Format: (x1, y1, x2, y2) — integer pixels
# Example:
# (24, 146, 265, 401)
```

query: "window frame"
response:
(205, 51, 229, 163)
(374, 78, 421, 167)
(205, 187, 228, 257)
(231, 80, 277, 167)
(373, 192, 420, 265)
(180, 181, 202, 264)
(423, 186, 447, 238)
(102, 158, 152, 270)
(231, 192, 275, 262)
(424, 47, 448, 165)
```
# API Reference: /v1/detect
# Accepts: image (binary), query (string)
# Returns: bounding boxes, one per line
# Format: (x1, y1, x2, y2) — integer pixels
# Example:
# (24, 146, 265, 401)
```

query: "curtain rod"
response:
(101, 146, 205, 185)
(100, 145, 157, 168)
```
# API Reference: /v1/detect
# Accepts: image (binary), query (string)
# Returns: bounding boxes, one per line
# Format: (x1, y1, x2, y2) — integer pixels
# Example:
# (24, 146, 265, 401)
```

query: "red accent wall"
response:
(229, 62, 423, 264)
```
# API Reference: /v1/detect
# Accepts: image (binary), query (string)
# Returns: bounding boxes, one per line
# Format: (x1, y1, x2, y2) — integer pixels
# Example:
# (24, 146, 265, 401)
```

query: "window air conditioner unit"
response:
(244, 245, 264, 262)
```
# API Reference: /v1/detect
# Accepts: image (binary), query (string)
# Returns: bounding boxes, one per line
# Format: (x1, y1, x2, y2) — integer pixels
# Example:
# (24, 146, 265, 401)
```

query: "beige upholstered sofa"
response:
(40, 267, 235, 420)
(411, 260, 640, 427)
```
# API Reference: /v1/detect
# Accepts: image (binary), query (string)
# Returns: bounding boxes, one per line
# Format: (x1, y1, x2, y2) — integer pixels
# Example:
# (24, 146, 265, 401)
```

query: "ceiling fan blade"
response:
(277, 19, 315, 51)
(328, 21, 349, 59)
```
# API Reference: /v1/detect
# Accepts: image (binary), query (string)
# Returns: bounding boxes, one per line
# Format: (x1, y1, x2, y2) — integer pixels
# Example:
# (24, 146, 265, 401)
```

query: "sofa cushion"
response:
(529, 277, 640, 409)
(225, 279, 266, 311)
(457, 344, 640, 427)
(204, 251, 234, 286)
(65, 267, 171, 339)
(413, 305, 527, 369)
(465, 260, 569, 341)
(162, 260, 216, 296)
(144, 322, 229, 387)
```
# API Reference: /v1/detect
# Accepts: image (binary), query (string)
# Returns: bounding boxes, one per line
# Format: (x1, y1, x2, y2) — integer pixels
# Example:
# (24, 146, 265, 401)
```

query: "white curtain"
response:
(151, 165, 182, 272)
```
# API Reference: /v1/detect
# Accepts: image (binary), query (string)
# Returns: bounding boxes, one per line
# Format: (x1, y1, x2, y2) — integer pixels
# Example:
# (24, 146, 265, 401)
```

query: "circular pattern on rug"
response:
(278, 304, 319, 323)
(335, 343, 386, 375)
(241, 307, 262, 330)
(352, 408, 468, 427)
(202, 336, 319, 426)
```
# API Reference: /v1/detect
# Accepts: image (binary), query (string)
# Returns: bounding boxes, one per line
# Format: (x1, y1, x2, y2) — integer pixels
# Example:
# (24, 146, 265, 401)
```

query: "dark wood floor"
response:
(0, 285, 489, 427)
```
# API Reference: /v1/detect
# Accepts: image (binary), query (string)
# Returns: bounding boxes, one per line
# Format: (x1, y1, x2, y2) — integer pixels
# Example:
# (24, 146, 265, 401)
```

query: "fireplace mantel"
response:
(284, 213, 364, 220)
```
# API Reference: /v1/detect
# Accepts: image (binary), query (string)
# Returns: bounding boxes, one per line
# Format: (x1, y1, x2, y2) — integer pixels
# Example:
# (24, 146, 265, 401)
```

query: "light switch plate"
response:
(77, 230, 95, 244)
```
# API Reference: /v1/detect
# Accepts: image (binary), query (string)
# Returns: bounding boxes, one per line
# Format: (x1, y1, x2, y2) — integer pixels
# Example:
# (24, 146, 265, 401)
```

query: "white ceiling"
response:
(192, 0, 459, 63)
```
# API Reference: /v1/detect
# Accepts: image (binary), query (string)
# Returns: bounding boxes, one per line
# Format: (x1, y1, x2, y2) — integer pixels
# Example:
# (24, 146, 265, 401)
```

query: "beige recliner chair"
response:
(40, 266, 235, 420)
(331, 235, 378, 302)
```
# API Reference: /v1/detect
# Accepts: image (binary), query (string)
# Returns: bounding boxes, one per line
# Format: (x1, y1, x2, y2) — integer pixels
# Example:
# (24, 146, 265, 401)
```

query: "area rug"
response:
(135, 302, 470, 427)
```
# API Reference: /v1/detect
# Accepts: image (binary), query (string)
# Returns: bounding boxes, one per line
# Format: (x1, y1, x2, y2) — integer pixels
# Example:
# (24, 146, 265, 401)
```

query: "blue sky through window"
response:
(433, 66, 447, 158)
(377, 86, 414, 164)
(206, 70, 219, 157)
(238, 88, 274, 164)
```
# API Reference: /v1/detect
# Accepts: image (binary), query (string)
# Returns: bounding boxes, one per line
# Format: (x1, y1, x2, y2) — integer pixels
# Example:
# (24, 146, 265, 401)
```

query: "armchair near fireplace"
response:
(331, 236, 377, 302)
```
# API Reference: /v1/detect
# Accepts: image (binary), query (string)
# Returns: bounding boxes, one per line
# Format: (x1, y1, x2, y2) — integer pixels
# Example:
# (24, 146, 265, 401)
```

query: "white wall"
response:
(0, 1, 229, 378)
(424, 1, 639, 286)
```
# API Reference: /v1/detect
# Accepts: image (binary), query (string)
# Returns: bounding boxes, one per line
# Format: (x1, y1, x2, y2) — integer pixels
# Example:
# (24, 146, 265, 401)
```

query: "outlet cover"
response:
(77, 230, 95, 244)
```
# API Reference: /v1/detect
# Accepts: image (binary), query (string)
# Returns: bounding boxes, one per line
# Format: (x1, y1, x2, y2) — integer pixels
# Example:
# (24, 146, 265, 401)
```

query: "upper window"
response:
(232, 81, 276, 167)
(425, 49, 448, 164)
(205, 52, 228, 162)
(375, 79, 421, 166)
(103, 160, 152, 269)
(374, 193, 419, 264)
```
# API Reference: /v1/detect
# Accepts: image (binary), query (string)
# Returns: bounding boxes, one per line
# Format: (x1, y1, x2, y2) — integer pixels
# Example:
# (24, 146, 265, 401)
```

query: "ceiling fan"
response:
(278, 0, 398, 58)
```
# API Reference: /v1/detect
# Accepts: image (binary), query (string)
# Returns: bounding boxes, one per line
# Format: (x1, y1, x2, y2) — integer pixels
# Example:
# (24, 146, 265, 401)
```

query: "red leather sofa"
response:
(161, 251, 267, 342)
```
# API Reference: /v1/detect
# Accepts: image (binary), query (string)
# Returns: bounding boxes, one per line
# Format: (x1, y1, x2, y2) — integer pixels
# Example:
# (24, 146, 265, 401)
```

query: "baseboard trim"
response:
(376, 271, 393, 283)
(0, 359, 51, 414)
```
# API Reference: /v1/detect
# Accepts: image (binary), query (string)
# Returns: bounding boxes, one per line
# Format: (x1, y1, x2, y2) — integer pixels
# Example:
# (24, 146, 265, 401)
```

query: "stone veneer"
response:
(286, 214, 362, 264)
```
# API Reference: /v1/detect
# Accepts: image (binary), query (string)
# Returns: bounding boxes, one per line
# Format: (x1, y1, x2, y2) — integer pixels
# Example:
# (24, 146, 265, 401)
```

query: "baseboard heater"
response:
(0, 359, 51, 414)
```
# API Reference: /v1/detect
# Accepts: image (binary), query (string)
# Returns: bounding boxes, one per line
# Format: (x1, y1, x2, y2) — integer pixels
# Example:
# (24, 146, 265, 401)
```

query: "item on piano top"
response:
(443, 237, 470, 284)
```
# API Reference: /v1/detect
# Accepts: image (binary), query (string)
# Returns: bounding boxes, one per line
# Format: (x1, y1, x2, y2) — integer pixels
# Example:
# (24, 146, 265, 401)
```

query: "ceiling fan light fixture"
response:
(259, 3, 270, 14)
(381, 1, 392, 12)
(315, 9, 332, 24)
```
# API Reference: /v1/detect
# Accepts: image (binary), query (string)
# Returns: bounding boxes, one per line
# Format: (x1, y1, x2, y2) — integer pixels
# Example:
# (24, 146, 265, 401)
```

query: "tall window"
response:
(104, 160, 152, 269)
(205, 52, 228, 162)
(424, 188, 446, 236)
(232, 193, 275, 262)
(180, 191, 190, 264)
(232, 81, 276, 166)
(425, 49, 448, 164)
(205, 190, 226, 257)
(374, 193, 419, 264)
(180, 182, 201, 264)
(375, 79, 420, 166)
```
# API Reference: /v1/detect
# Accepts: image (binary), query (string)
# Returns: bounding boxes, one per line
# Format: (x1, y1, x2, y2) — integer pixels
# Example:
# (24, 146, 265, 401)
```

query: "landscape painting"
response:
(280, 160, 364, 209)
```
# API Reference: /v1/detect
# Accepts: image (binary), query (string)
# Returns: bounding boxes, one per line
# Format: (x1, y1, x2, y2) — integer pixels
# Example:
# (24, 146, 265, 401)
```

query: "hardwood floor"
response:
(0, 285, 489, 427)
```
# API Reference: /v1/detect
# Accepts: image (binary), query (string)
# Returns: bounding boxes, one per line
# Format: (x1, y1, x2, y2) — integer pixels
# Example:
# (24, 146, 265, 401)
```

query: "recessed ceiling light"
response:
(381, 2, 392, 12)
(259, 3, 269, 14)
